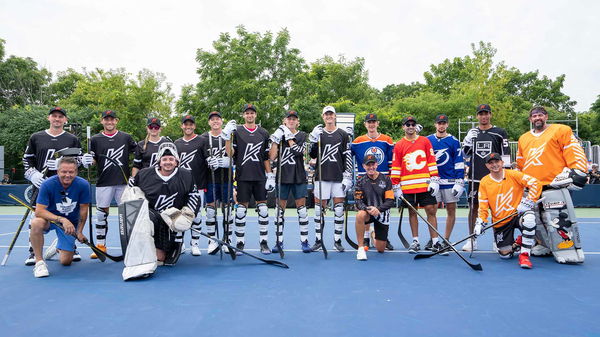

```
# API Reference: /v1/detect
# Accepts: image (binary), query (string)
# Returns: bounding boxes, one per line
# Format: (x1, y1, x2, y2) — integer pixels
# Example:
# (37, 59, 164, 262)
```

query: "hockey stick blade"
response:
(344, 206, 358, 249)
(396, 205, 409, 249)
(191, 228, 288, 269)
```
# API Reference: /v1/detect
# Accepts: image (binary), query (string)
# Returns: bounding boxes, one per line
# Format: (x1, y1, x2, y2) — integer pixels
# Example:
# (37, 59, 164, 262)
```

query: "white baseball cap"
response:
(322, 106, 336, 114)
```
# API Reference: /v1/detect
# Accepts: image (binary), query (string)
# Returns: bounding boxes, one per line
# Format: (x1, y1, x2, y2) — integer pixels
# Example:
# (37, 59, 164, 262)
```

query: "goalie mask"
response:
(157, 142, 180, 163)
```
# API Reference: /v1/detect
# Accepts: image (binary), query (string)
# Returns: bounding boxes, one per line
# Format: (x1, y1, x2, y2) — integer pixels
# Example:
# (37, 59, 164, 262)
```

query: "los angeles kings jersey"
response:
(463, 126, 510, 182)
(133, 136, 171, 170)
(516, 124, 588, 186)
(390, 136, 439, 194)
(309, 128, 352, 182)
(232, 126, 270, 182)
(275, 131, 308, 185)
(90, 131, 137, 187)
(133, 167, 200, 213)
(174, 134, 208, 189)
(23, 130, 81, 176)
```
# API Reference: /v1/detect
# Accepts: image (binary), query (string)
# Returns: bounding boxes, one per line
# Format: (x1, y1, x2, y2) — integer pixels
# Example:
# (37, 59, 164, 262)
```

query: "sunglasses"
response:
(405, 122, 416, 127)
(60, 190, 68, 203)
(148, 125, 160, 130)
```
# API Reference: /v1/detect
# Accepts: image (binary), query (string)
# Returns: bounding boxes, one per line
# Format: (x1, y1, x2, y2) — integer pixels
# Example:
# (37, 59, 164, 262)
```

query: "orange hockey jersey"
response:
(390, 136, 438, 194)
(516, 124, 587, 185)
(478, 169, 542, 227)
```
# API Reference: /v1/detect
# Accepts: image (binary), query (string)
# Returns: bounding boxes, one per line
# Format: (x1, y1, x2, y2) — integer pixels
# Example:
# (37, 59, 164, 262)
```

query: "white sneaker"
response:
(43, 238, 58, 260)
(207, 240, 220, 255)
(73, 250, 81, 262)
(356, 247, 367, 261)
(462, 238, 478, 252)
(33, 260, 49, 278)
(191, 244, 202, 256)
(180, 242, 186, 255)
(531, 244, 551, 256)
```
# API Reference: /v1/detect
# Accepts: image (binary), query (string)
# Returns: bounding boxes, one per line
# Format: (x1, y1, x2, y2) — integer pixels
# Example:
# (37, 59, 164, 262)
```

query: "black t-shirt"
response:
(174, 135, 207, 189)
(275, 131, 308, 184)
(23, 130, 81, 176)
(354, 173, 395, 212)
(232, 125, 270, 182)
(90, 131, 137, 187)
(309, 128, 352, 182)
(133, 167, 199, 213)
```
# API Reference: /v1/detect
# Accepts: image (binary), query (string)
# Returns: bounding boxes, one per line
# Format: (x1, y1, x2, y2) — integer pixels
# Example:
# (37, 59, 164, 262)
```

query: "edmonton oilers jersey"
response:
(351, 134, 394, 176)
(426, 134, 465, 189)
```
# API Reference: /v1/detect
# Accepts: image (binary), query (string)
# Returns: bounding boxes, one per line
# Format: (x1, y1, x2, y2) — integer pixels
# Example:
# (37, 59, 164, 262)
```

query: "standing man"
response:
(89, 110, 137, 259)
(354, 154, 395, 260)
(309, 105, 353, 252)
(390, 116, 443, 254)
(350, 113, 395, 250)
(174, 114, 207, 256)
(132, 117, 171, 177)
(462, 104, 510, 252)
(269, 110, 311, 253)
(29, 157, 90, 277)
(425, 114, 465, 250)
(516, 106, 587, 263)
(23, 106, 84, 265)
(221, 104, 274, 255)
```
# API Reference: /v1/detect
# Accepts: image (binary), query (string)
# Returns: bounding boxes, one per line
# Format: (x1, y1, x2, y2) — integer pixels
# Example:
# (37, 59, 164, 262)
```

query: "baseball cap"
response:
(101, 110, 117, 119)
(147, 117, 161, 126)
(181, 114, 195, 123)
(485, 152, 502, 163)
(477, 104, 491, 114)
(322, 106, 336, 114)
(285, 110, 299, 118)
(364, 113, 378, 122)
(435, 114, 448, 123)
(243, 103, 257, 112)
(208, 111, 222, 119)
(363, 154, 378, 165)
(402, 116, 417, 125)
(49, 106, 67, 116)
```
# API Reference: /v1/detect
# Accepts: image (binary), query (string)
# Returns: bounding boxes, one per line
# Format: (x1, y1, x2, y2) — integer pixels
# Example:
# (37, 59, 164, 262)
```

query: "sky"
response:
(1, 0, 599, 111)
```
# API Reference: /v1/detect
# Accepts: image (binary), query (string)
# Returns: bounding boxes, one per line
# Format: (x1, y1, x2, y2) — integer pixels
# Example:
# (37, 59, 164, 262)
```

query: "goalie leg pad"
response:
(96, 207, 108, 245)
(235, 204, 247, 243)
(314, 204, 322, 240)
(256, 203, 269, 242)
(297, 206, 309, 242)
(333, 202, 344, 241)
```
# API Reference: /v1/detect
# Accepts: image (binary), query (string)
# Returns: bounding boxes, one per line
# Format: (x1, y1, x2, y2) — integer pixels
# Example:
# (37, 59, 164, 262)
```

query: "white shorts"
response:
(96, 185, 126, 208)
(435, 188, 459, 204)
(313, 181, 344, 200)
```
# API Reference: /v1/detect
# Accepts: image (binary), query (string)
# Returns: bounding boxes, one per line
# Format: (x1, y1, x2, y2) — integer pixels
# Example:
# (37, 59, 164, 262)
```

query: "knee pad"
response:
(256, 203, 268, 218)
(236, 205, 247, 220)
(498, 247, 514, 259)
(206, 206, 217, 222)
(297, 206, 308, 220)
(96, 208, 108, 226)
(334, 202, 344, 218)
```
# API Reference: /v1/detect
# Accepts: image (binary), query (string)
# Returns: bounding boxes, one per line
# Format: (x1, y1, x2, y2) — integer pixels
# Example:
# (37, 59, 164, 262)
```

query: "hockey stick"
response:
(400, 195, 482, 271)
(344, 211, 358, 249)
(211, 134, 235, 261)
(223, 132, 236, 260)
(317, 133, 328, 259)
(396, 204, 409, 249)
(8, 193, 114, 262)
(190, 228, 288, 268)
(468, 133, 477, 258)
(274, 140, 284, 258)
(86, 127, 95, 249)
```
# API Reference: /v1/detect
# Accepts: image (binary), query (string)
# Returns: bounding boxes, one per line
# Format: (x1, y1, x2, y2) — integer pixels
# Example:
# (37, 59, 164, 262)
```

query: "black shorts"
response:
(237, 181, 267, 203)
(492, 216, 520, 248)
(402, 191, 437, 208)
(467, 182, 480, 204)
(148, 208, 176, 252)
(365, 211, 390, 241)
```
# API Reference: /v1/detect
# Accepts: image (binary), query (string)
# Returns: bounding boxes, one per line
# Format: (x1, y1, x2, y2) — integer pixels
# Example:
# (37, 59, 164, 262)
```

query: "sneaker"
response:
(408, 240, 420, 254)
(356, 247, 367, 261)
(461, 238, 478, 252)
(33, 260, 49, 278)
(334, 240, 345, 252)
(191, 244, 202, 256)
(512, 235, 522, 255)
(386, 240, 394, 251)
(424, 239, 433, 251)
(207, 239, 220, 255)
(235, 242, 244, 256)
(90, 244, 107, 259)
(363, 237, 370, 248)
(73, 250, 81, 262)
(271, 242, 284, 253)
(43, 238, 58, 260)
(531, 244, 551, 256)
(311, 240, 323, 252)
(432, 241, 449, 256)
(180, 242, 186, 255)
(25, 252, 36, 266)
(519, 252, 533, 269)
(301, 240, 312, 253)
(260, 240, 271, 255)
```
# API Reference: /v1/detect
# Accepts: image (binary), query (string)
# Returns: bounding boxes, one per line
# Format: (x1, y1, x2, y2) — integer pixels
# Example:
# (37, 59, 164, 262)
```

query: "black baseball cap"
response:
(402, 116, 417, 125)
(208, 111, 222, 119)
(243, 103, 257, 112)
(363, 154, 378, 165)
(485, 152, 502, 163)
(181, 114, 195, 123)
(477, 104, 491, 114)
(147, 117, 161, 126)
(364, 113, 378, 122)
(102, 110, 117, 119)
(435, 114, 448, 123)
(285, 110, 299, 118)
(49, 106, 66, 116)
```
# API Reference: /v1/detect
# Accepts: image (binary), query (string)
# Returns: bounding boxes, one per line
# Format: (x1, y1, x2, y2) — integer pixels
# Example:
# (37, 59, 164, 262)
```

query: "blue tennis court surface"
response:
(1, 209, 599, 337)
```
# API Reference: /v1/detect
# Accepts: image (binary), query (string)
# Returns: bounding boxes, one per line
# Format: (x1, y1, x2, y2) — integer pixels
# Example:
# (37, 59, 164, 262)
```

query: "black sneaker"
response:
(236, 241, 244, 256)
(73, 250, 82, 262)
(424, 239, 433, 251)
(25, 252, 36, 266)
(363, 237, 370, 248)
(386, 240, 394, 251)
(260, 240, 271, 255)
(271, 242, 283, 253)
(311, 240, 323, 252)
(334, 240, 345, 252)
(408, 240, 420, 254)
(432, 241, 449, 256)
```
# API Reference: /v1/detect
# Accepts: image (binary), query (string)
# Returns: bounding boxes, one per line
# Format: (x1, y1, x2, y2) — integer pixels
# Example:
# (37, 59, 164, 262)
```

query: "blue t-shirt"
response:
(36, 176, 91, 226)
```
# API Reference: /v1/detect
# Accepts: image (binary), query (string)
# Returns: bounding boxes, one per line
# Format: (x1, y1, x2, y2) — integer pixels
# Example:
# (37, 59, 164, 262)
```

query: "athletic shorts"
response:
(278, 183, 308, 200)
(44, 221, 79, 252)
(148, 208, 176, 252)
(237, 181, 267, 203)
(402, 191, 437, 207)
(467, 182, 480, 204)
(313, 181, 344, 200)
(96, 185, 126, 208)
(365, 211, 390, 241)
(492, 216, 520, 249)
(206, 183, 233, 204)
(436, 188, 459, 204)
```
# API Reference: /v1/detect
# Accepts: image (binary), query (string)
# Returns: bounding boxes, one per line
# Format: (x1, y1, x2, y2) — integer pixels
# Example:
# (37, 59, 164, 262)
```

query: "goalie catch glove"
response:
(550, 167, 587, 190)
(172, 206, 194, 232)
(160, 207, 182, 230)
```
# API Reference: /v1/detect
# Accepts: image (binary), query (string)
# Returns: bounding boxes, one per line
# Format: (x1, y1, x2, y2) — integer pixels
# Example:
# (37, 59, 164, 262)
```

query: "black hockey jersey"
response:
(201, 132, 229, 184)
(133, 167, 200, 213)
(23, 130, 81, 176)
(309, 128, 352, 182)
(174, 135, 207, 189)
(463, 126, 510, 182)
(90, 131, 137, 187)
(354, 173, 395, 212)
(275, 131, 308, 184)
(133, 136, 171, 170)
(232, 125, 270, 182)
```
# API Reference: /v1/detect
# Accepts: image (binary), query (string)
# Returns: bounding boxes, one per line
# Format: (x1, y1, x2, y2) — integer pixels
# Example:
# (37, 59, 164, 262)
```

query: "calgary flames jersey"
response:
(516, 124, 587, 185)
(478, 169, 541, 227)
(390, 136, 438, 194)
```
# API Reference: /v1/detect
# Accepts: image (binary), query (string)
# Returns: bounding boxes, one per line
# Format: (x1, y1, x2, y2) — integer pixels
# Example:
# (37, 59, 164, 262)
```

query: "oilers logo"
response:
(366, 146, 384, 166)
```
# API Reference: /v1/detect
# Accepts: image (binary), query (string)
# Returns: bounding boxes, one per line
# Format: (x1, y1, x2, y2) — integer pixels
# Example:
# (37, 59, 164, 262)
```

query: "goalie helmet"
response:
(157, 142, 179, 162)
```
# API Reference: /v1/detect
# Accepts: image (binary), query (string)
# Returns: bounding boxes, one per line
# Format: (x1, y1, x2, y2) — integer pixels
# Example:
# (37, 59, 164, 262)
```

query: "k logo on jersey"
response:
(494, 187, 515, 217)
(475, 141, 492, 159)
(281, 147, 296, 166)
(150, 152, 159, 167)
(321, 143, 341, 164)
(242, 142, 262, 165)
(155, 193, 178, 212)
(56, 196, 77, 216)
(103, 145, 125, 171)
(404, 150, 426, 171)
(523, 144, 545, 170)
(434, 148, 450, 166)
(179, 150, 197, 170)
(210, 146, 226, 158)
(366, 146, 385, 165)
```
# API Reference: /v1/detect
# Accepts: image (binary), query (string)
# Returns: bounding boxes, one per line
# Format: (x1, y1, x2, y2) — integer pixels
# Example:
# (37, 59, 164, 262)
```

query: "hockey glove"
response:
(81, 153, 94, 168)
(160, 207, 182, 230)
(393, 184, 403, 200)
(567, 169, 588, 191)
(427, 176, 440, 197)
(345, 125, 354, 139)
(464, 128, 478, 147)
(517, 197, 535, 214)
(282, 125, 294, 141)
(270, 126, 285, 144)
(221, 120, 237, 140)
(46, 159, 58, 171)
(265, 172, 276, 193)
(415, 124, 423, 134)
(171, 206, 194, 232)
(474, 218, 487, 236)
(24, 168, 46, 188)
(207, 157, 219, 171)
(218, 157, 231, 168)
(309, 124, 323, 143)
(451, 179, 465, 198)
(342, 172, 353, 193)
